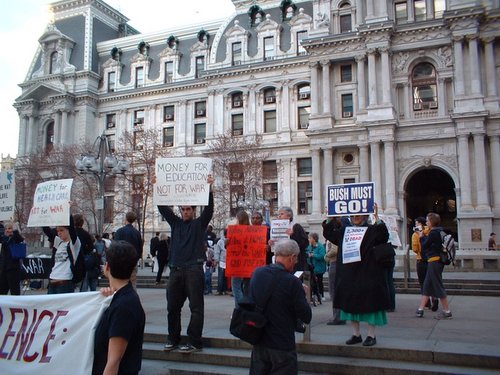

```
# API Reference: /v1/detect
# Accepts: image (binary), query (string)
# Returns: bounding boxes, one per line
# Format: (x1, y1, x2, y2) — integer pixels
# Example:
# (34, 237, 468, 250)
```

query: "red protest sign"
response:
(225, 225, 268, 278)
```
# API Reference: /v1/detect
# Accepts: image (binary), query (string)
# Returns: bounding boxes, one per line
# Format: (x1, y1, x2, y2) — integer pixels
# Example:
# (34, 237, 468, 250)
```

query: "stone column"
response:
(377, 0, 388, 19)
(248, 85, 257, 134)
(54, 111, 61, 146)
(321, 60, 331, 114)
(407, 0, 415, 22)
(489, 135, 500, 210)
(206, 90, 216, 138)
(281, 81, 290, 132)
(355, 55, 366, 111)
(453, 36, 465, 96)
(60, 110, 68, 145)
(355, 0, 363, 26)
(177, 100, 187, 146)
(384, 141, 397, 213)
(457, 134, 473, 210)
(28, 116, 35, 153)
(323, 147, 334, 187)
(370, 141, 382, 207)
(367, 49, 378, 106)
(18, 115, 27, 156)
(403, 83, 410, 119)
(379, 47, 391, 105)
(426, 0, 434, 19)
(359, 144, 370, 182)
(310, 62, 319, 116)
(473, 133, 490, 210)
(437, 78, 446, 116)
(311, 148, 322, 215)
(482, 37, 498, 97)
(366, 0, 374, 18)
(467, 35, 481, 96)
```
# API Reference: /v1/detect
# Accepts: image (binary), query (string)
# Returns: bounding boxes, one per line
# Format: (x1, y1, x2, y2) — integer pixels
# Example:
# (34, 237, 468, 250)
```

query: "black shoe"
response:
(345, 335, 362, 345)
(178, 343, 202, 353)
(431, 298, 439, 312)
(416, 309, 424, 318)
(363, 336, 377, 346)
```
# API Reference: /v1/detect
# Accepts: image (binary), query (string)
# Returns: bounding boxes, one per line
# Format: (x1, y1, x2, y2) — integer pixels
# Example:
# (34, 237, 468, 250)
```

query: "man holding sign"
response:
(156, 166, 214, 354)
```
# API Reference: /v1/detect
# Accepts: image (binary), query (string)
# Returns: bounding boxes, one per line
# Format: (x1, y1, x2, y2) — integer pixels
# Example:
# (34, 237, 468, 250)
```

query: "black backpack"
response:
(67, 244, 86, 283)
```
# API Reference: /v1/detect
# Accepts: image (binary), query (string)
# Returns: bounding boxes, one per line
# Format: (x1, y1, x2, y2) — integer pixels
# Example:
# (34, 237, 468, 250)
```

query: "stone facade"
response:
(14, 0, 500, 251)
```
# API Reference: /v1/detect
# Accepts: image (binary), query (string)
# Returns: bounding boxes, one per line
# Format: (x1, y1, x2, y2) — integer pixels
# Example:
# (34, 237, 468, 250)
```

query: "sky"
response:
(0, 0, 235, 159)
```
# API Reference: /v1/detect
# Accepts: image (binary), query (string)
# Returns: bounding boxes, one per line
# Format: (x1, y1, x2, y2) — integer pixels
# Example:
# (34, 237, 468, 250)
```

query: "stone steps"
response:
(141, 333, 500, 375)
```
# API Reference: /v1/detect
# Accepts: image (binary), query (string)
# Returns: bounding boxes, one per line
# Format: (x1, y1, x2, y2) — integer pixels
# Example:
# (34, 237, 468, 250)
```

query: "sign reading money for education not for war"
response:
(327, 182, 375, 216)
(0, 170, 15, 221)
(27, 179, 73, 227)
(154, 157, 212, 206)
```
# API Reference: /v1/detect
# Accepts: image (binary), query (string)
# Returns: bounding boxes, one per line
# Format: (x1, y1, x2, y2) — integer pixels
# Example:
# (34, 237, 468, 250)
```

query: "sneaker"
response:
(178, 343, 202, 353)
(431, 298, 439, 312)
(345, 335, 363, 345)
(434, 311, 452, 320)
(416, 309, 424, 318)
(362, 336, 377, 347)
(163, 341, 178, 351)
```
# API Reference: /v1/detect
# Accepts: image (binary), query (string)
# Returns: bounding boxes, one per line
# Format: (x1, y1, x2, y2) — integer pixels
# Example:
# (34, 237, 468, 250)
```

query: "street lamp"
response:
(237, 187, 270, 223)
(75, 133, 129, 235)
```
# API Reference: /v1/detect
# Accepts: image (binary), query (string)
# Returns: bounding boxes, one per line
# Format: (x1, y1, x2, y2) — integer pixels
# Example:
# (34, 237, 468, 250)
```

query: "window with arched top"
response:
(264, 88, 276, 104)
(339, 1, 352, 33)
(412, 62, 438, 111)
(232, 92, 243, 108)
(49, 52, 58, 74)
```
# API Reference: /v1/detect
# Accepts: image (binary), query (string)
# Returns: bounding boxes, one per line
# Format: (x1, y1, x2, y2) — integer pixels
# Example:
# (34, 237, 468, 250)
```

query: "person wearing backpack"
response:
(415, 212, 452, 320)
(43, 214, 81, 294)
(74, 214, 98, 292)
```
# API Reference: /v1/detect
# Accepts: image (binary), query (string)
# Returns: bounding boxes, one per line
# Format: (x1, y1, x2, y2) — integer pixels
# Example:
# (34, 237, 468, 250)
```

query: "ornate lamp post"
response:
(237, 187, 270, 222)
(75, 133, 129, 235)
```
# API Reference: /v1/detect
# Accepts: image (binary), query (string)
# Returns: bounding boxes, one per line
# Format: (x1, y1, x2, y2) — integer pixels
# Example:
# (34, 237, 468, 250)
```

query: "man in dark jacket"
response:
(249, 239, 312, 375)
(74, 214, 98, 291)
(158, 176, 214, 353)
(115, 211, 143, 288)
(0, 222, 24, 295)
(150, 232, 160, 257)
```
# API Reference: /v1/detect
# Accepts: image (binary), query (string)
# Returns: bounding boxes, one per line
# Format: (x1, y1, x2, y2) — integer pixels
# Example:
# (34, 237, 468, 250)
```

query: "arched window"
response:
(339, 1, 352, 33)
(264, 88, 276, 104)
(412, 63, 438, 111)
(49, 51, 58, 74)
(232, 92, 243, 108)
(46, 122, 54, 153)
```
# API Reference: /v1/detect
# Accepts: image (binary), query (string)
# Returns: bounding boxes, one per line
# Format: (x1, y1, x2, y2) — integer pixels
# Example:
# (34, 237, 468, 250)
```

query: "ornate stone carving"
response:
(437, 46, 453, 67)
(315, 12, 329, 28)
(393, 52, 410, 73)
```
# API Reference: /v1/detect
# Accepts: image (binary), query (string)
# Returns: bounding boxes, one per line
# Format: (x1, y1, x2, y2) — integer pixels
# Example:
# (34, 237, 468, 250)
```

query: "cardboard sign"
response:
(378, 214, 402, 247)
(342, 226, 368, 264)
(0, 292, 110, 375)
(327, 182, 375, 216)
(270, 219, 290, 241)
(27, 179, 73, 227)
(225, 225, 268, 278)
(0, 170, 15, 221)
(154, 157, 212, 206)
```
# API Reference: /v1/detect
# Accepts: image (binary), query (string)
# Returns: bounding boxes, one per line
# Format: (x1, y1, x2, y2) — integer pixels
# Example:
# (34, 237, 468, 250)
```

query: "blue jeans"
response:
(48, 281, 75, 294)
(167, 265, 205, 348)
(232, 277, 250, 307)
(204, 267, 213, 294)
(217, 266, 227, 294)
(80, 272, 98, 292)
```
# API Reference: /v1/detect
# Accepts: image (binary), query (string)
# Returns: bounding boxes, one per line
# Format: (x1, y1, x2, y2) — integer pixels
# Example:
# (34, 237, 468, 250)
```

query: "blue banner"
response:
(327, 182, 375, 216)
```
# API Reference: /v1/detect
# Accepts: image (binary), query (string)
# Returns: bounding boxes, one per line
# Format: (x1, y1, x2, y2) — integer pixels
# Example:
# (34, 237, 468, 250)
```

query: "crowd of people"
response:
(0, 183, 464, 374)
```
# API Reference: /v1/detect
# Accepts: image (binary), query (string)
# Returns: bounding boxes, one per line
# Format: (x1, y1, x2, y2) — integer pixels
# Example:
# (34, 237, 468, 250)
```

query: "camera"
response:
(295, 319, 307, 333)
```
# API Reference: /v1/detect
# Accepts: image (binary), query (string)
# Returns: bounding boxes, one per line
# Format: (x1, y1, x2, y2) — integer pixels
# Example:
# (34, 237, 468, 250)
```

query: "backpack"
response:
(440, 231, 456, 266)
(67, 244, 86, 283)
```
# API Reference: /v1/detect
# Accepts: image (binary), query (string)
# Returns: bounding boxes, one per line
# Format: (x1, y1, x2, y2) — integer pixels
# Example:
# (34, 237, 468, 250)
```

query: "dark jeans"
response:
(48, 281, 75, 294)
(156, 258, 167, 283)
(250, 345, 298, 375)
(204, 267, 213, 294)
(0, 269, 21, 295)
(167, 265, 204, 348)
(80, 272, 98, 292)
(217, 266, 227, 294)
(315, 273, 324, 297)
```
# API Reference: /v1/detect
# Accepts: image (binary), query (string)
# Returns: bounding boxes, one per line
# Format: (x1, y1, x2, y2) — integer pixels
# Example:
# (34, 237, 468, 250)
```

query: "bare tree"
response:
(206, 131, 270, 231)
(117, 128, 172, 241)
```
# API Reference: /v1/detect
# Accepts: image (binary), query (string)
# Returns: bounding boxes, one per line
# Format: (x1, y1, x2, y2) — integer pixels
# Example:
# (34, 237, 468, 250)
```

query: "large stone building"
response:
(14, 0, 500, 250)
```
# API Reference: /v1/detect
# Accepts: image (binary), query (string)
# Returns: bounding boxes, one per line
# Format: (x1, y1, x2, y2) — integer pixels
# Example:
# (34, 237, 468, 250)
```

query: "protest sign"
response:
(342, 226, 367, 264)
(327, 182, 375, 216)
(226, 225, 268, 278)
(21, 257, 53, 279)
(154, 157, 212, 206)
(0, 170, 15, 221)
(378, 214, 402, 247)
(270, 219, 290, 241)
(27, 179, 73, 227)
(0, 292, 110, 375)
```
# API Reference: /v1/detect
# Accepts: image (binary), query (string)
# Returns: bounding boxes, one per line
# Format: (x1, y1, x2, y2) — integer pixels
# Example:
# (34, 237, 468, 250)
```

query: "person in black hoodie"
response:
(0, 221, 24, 295)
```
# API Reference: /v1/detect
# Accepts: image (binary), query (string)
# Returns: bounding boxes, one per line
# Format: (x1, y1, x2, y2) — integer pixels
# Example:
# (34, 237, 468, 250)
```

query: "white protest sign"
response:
(378, 214, 402, 247)
(27, 179, 73, 227)
(342, 226, 368, 264)
(0, 170, 15, 221)
(270, 219, 291, 241)
(154, 157, 212, 206)
(0, 292, 110, 375)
